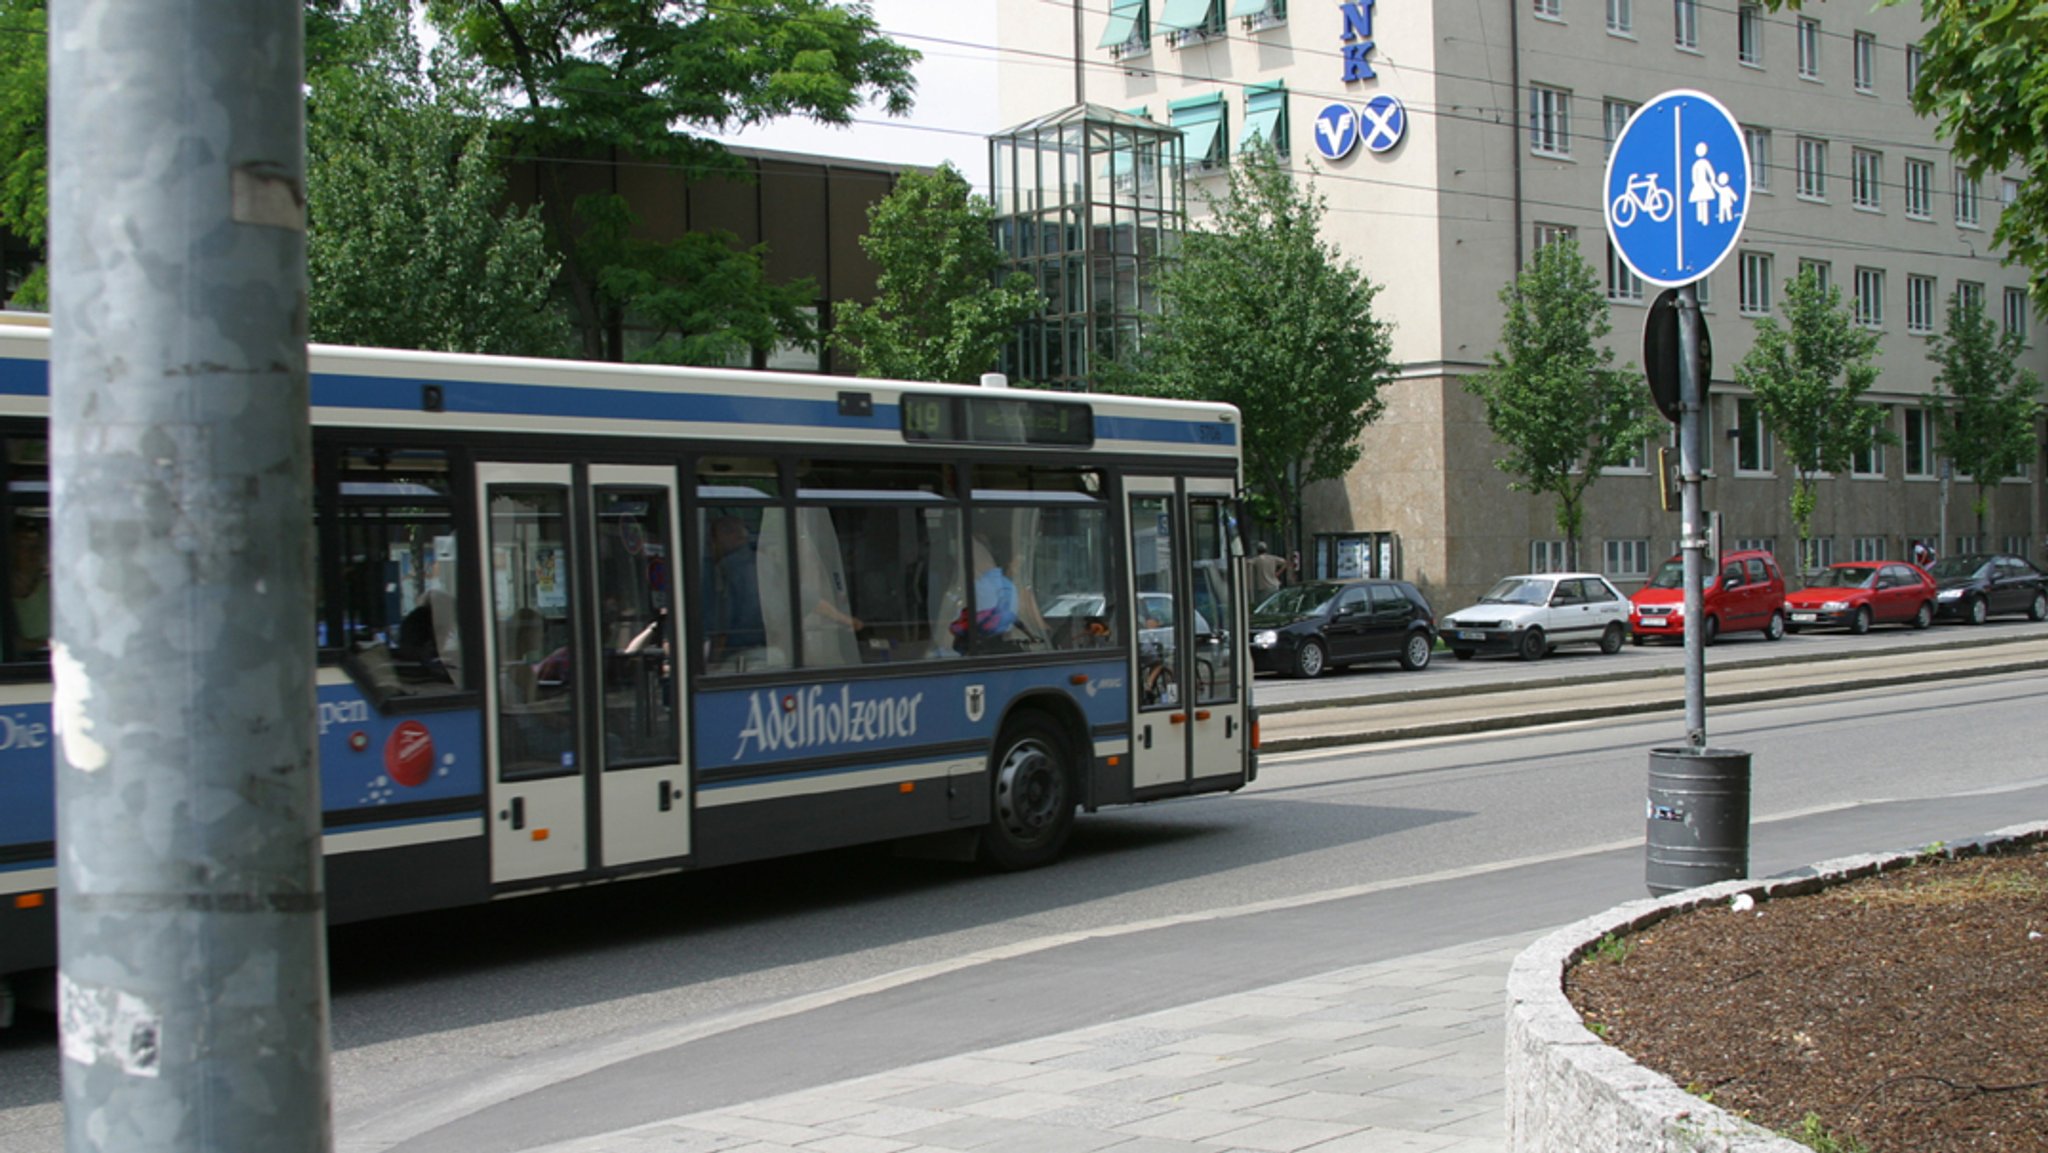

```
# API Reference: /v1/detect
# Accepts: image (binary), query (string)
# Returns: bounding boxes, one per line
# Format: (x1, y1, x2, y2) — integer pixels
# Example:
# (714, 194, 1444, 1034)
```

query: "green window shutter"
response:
(1241, 84, 1287, 154)
(1099, 0, 1147, 48)
(1170, 94, 1227, 168)
(1159, 0, 1213, 31)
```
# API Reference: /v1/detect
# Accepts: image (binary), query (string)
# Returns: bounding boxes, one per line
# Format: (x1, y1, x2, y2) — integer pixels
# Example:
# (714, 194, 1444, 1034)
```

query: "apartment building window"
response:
(2005, 287, 2030, 343)
(1240, 83, 1289, 157)
(1852, 149, 1882, 210)
(1605, 539, 1650, 579)
(1673, 0, 1698, 50)
(1740, 251, 1773, 315)
(1745, 127, 1771, 192)
(1853, 31, 1875, 92)
(1529, 84, 1572, 157)
(1735, 396, 1772, 473)
(1534, 0, 1561, 18)
(1604, 98, 1638, 158)
(1734, 537, 1776, 556)
(1854, 267, 1885, 328)
(1958, 279, 1985, 317)
(1852, 535, 1886, 562)
(1800, 537, 1836, 576)
(1101, 0, 1151, 58)
(2005, 535, 2034, 558)
(1169, 93, 1228, 171)
(1796, 137, 1827, 200)
(1608, 238, 1645, 302)
(1850, 408, 1887, 477)
(1904, 158, 1933, 219)
(1534, 223, 1577, 250)
(1799, 259, 1831, 295)
(1904, 408, 1935, 477)
(1738, 4, 1763, 66)
(1160, 0, 1225, 46)
(1530, 540, 1568, 573)
(2002, 177, 2020, 206)
(1907, 274, 1936, 334)
(1906, 44, 1924, 94)
(1797, 17, 1820, 78)
(1608, 0, 1633, 35)
(1956, 171, 1981, 227)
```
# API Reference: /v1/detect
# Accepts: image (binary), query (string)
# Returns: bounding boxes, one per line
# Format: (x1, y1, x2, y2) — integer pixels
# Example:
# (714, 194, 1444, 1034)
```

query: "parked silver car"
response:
(1440, 572, 1631, 661)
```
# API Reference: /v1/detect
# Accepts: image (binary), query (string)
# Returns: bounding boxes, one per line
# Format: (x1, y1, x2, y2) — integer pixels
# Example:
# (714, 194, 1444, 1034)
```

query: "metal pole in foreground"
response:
(1675, 282, 1707, 748)
(49, 3, 327, 1151)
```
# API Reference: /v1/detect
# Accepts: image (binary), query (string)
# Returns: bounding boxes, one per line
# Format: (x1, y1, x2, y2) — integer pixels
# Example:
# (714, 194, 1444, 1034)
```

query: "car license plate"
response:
(1640, 619, 1666, 628)
(1791, 612, 1817, 623)
(1457, 630, 1484, 641)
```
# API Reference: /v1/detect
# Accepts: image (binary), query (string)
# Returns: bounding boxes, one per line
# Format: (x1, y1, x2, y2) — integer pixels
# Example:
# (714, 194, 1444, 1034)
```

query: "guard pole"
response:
(49, 3, 328, 1151)
(1676, 282, 1707, 747)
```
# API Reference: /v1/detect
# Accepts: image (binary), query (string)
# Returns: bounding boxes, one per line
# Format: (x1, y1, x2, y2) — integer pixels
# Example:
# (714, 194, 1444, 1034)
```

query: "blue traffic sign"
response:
(1361, 94, 1406, 154)
(1313, 102, 1361, 161)
(1604, 89, 1749, 287)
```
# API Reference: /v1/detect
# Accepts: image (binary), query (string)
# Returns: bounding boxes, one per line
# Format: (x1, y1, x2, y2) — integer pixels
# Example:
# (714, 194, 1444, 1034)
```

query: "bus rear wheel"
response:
(980, 714, 1076, 871)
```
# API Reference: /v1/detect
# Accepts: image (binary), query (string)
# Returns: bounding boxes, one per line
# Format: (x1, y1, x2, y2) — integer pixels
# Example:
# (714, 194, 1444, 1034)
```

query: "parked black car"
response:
(1927, 553, 2048, 624)
(1250, 579, 1436, 678)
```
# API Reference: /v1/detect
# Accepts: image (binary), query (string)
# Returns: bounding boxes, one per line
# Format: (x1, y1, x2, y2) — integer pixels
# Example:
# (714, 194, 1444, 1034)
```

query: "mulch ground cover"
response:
(1565, 841, 2048, 1152)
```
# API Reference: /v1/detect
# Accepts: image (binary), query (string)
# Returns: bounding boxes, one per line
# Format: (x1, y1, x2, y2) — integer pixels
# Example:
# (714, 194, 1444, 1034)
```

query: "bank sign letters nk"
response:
(1341, 1, 1377, 82)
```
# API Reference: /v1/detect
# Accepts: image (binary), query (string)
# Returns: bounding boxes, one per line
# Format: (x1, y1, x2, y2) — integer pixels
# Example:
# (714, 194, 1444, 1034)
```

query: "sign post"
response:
(1607, 90, 1755, 894)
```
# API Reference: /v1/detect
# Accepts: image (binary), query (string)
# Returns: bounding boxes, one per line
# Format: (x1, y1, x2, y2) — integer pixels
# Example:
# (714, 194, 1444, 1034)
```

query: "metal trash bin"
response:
(1645, 746, 1751, 895)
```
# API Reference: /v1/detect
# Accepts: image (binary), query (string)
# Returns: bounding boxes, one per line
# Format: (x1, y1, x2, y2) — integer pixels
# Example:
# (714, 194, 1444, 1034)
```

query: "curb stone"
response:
(1504, 820, 2048, 1152)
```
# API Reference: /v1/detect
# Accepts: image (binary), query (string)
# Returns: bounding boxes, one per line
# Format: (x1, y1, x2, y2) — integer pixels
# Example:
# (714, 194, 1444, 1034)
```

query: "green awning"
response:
(1179, 118, 1223, 165)
(1098, 0, 1146, 48)
(1230, 0, 1273, 17)
(1241, 85, 1286, 153)
(1159, 0, 1213, 31)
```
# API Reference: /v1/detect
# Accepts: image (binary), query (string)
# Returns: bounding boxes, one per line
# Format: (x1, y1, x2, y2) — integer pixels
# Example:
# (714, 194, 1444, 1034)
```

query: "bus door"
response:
(1127, 479, 1246, 792)
(479, 463, 688, 886)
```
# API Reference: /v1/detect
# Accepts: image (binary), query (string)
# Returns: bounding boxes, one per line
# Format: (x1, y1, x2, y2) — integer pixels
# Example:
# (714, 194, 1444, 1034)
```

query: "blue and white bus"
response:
(0, 323, 1255, 1010)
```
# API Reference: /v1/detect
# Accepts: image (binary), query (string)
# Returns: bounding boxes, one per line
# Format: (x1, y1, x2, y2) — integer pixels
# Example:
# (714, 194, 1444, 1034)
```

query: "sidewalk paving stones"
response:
(529, 935, 1534, 1153)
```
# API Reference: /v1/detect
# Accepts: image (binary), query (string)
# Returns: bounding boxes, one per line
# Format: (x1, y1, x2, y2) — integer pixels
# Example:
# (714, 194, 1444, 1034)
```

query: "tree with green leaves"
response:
(423, 0, 918, 363)
(308, 0, 568, 356)
(1106, 147, 1395, 559)
(1466, 235, 1658, 572)
(829, 164, 1039, 383)
(1925, 288, 2043, 538)
(1734, 268, 1887, 579)
(1761, 2, 2048, 306)
(0, 0, 46, 308)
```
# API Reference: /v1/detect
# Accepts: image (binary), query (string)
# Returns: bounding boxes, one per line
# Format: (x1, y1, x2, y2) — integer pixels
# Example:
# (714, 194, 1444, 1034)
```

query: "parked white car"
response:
(1439, 572, 1631, 661)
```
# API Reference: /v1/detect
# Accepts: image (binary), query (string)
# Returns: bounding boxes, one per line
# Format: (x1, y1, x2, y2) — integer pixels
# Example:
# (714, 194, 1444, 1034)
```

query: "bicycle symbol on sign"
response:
(1609, 172, 1676, 228)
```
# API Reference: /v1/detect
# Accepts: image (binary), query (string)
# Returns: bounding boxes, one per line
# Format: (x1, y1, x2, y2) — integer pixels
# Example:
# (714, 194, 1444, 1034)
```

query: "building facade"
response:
(995, 0, 2047, 608)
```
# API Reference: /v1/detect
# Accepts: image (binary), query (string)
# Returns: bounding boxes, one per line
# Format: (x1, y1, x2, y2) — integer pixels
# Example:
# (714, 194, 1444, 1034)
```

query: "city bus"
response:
(0, 323, 1255, 1017)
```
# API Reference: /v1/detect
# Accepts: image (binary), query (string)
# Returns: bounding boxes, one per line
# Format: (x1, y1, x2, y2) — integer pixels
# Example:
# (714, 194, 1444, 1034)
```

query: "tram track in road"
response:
(1255, 632, 2048, 754)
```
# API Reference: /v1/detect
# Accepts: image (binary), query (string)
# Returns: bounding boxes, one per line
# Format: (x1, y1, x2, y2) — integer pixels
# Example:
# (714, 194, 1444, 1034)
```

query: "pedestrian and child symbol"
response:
(1605, 89, 1750, 286)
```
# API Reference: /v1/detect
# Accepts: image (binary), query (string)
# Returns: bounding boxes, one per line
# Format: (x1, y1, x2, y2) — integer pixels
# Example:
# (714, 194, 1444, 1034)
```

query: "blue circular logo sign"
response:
(1361, 95, 1407, 154)
(1313, 103, 1361, 161)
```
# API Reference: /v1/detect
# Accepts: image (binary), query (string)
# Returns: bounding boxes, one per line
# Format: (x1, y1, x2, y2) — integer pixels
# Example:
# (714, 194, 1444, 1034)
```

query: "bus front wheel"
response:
(980, 714, 1076, 871)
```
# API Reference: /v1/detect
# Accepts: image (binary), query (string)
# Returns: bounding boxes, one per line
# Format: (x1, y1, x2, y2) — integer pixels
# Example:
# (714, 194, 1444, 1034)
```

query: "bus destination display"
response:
(900, 394, 1093, 448)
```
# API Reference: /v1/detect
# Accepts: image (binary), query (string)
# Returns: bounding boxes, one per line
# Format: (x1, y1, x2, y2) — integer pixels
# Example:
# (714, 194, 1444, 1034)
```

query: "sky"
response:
(704, 1, 1002, 193)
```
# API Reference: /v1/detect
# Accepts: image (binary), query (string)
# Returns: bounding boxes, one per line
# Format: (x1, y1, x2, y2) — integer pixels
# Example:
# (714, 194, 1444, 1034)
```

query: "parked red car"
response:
(1783, 561, 1938, 634)
(1629, 549, 1787, 644)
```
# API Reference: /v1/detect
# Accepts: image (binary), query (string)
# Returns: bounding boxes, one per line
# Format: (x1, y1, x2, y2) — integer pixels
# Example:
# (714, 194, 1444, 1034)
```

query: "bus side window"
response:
(329, 447, 463, 699)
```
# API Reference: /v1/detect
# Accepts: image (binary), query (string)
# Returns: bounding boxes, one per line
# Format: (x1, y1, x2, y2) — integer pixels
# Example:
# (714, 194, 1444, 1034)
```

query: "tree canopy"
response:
(0, 0, 46, 308)
(829, 163, 1039, 384)
(1733, 268, 1887, 575)
(307, 0, 568, 356)
(423, 0, 919, 362)
(1107, 148, 1396, 555)
(1925, 288, 2043, 535)
(1467, 235, 1657, 571)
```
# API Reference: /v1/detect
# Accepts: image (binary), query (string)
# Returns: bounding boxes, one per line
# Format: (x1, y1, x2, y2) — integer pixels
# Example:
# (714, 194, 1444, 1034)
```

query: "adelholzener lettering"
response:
(733, 685, 925, 761)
